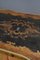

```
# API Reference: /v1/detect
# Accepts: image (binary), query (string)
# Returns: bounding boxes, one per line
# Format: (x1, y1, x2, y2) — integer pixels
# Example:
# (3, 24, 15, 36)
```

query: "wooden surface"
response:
(0, 10, 40, 60)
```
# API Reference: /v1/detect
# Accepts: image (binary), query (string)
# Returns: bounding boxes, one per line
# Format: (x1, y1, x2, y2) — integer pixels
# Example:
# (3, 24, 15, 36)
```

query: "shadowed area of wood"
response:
(0, 13, 40, 52)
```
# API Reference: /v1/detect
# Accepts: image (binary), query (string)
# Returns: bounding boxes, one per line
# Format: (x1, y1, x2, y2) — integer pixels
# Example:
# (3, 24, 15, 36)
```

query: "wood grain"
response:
(0, 10, 40, 60)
